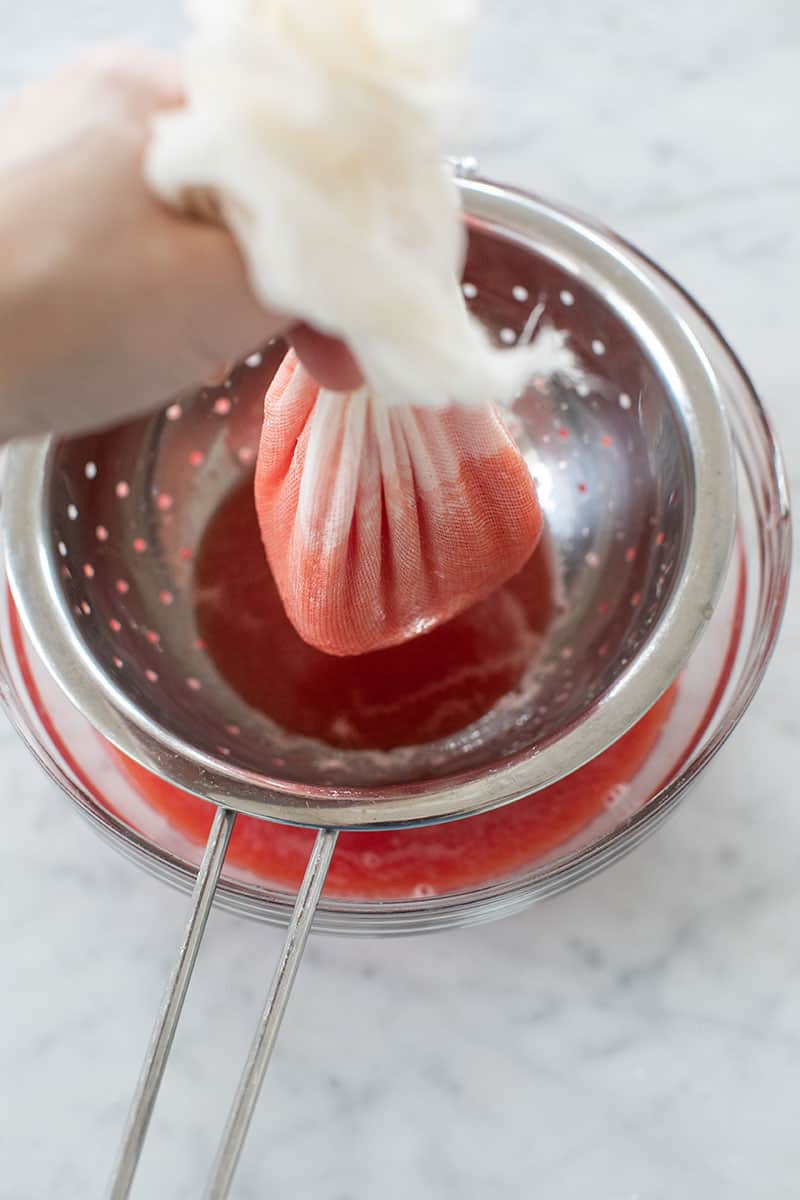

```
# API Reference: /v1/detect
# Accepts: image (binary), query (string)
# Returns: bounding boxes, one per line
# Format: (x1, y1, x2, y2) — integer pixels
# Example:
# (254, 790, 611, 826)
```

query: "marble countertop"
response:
(2, 3, 799, 1197)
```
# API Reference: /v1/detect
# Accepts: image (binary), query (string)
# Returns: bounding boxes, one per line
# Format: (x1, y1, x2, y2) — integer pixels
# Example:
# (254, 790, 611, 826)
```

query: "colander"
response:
(3, 166, 739, 1198)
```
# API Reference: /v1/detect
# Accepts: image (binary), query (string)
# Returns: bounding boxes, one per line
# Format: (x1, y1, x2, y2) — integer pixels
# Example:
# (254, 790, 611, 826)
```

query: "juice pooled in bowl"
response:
(114, 477, 676, 899)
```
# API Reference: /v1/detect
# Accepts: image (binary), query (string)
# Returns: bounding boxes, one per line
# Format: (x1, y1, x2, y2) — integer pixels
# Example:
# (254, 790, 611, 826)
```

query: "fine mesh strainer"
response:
(4, 169, 735, 1198)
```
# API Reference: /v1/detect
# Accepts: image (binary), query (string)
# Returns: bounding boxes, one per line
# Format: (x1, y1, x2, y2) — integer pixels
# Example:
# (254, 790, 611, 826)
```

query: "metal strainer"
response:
(3, 169, 735, 1198)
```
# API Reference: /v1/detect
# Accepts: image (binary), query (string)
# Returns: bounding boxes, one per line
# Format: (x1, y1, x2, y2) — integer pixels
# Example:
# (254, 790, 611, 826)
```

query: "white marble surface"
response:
(2, 2, 800, 1197)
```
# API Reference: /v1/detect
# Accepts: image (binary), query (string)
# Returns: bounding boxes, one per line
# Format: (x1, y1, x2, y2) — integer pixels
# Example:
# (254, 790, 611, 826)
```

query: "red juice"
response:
(113, 479, 676, 900)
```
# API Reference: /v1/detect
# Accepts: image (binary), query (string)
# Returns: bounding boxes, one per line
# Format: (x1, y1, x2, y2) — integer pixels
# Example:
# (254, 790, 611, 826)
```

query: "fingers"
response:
(289, 325, 363, 392)
(173, 221, 291, 367)
(152, 210, 362, 399)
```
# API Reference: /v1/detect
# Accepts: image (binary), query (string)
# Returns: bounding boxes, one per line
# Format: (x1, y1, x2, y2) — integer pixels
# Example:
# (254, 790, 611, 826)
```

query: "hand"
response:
(0, 47, 360, 441)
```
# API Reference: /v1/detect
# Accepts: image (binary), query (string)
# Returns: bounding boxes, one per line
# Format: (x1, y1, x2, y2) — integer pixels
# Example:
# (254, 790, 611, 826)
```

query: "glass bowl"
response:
(0, 189, 790, 935)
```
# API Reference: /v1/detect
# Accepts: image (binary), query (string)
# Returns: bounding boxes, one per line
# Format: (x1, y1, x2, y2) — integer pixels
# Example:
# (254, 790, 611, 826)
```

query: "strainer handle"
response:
(108, 817, 337, 1200)
(109, 805, 237, 1200)
(205, 827, 339, 1199)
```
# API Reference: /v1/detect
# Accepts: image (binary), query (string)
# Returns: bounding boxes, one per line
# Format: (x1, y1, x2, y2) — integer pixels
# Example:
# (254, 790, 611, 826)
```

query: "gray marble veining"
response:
(1, 2, 799, 1197)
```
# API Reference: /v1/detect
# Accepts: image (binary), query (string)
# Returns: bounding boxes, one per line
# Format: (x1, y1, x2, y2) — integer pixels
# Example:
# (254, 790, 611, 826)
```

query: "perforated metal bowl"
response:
(3, 175, 736, 832)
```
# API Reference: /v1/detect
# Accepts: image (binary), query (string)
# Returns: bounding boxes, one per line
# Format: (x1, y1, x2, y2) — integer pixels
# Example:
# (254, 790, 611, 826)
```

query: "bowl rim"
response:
(2, 178, 739, 829)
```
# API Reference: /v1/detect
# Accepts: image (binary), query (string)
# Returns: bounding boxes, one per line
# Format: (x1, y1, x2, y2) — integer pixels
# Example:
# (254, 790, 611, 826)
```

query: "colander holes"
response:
(145, 669, 159, 683)
(512, 285, 529, 302)
(193, 637, 206, 652)
(625, 547, 636, 563)
(557, 426, 569, 439)
(237, 447, 255, 466)
(597, 601, 610, 615)
(159, 590, 174, 606)
(96, 525, 109, 542)
(80, 601, 91, 616)
(179, 547, 193, 561)
(116, 481, 130, 499)
(577, 482, 587, 494)
(561, 646, 573, 660)
(560, 290, 575, 306)
(600, 434, 613, 449)
(591, 339, 606, 356)
(576, 381, 590, 398)
(461, 282, 477, 299)
(217, 746, 231, 757)
(245, 352, 263, 367)
(84, 461, 97, 480)
(189, 450, 204, 468)
(67, 504, 78, 520)
(166, 404, 182, 421)
(225, 723, 241, 737)
(145, 630, 160, 645)
(109, 618, 122, 633)
(499, 328, 517, 345)
(213, 397, 232, 416)
(585, 551, 600, 568)
(116, 579, 130, 595)
(61, 567, 72, 581)
(113, 656, 123, 669)
(656, 531, 666, 546)
(631, 592, 641, 607)
(156, 493, 174, 512)
(133, 538, 147, 554)
(187, 677, 202, 691)
(619, 392, 632, 410)
(83, 564, 95, 579)
(57, 541, 67, 557)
